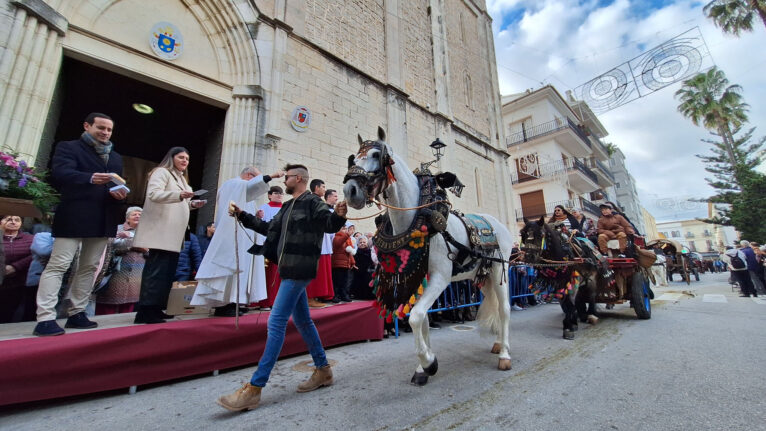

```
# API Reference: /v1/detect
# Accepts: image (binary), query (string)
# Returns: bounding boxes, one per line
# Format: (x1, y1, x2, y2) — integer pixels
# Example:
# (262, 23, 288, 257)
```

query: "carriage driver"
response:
(596, 203, 634, 257)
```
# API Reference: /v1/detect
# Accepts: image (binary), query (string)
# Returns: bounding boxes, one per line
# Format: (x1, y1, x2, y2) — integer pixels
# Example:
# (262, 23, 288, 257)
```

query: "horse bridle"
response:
(342, 140, 395, 202)
(519, 225, 545, 262)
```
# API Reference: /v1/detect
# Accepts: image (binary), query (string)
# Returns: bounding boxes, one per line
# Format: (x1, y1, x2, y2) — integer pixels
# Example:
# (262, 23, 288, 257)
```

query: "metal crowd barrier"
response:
(391, 265, 538, 337)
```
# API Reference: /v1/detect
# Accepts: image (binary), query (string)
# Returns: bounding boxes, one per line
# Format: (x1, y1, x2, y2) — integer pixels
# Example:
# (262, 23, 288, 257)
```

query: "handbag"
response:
(92, 254, 122, 295)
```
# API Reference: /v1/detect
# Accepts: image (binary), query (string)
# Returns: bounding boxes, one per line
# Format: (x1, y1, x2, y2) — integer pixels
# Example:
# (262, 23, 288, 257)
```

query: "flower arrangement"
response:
(0, 150, 58, 216)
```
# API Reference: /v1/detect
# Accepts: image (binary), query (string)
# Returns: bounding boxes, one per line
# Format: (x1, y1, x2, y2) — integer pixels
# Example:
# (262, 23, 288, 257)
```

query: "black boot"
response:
(134, 306, 166, 324)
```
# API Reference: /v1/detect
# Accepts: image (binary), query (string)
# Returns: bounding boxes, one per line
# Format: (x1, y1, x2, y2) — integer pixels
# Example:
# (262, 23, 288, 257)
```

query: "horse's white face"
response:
(343, 144, 386, 210)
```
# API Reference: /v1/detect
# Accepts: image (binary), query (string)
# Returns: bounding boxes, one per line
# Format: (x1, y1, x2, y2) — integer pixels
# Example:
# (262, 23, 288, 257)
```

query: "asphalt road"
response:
(2, 272, 764, 430)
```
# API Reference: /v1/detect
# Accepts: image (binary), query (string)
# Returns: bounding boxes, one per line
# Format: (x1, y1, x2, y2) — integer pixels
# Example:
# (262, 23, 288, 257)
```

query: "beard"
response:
(286, 185, 295, 194)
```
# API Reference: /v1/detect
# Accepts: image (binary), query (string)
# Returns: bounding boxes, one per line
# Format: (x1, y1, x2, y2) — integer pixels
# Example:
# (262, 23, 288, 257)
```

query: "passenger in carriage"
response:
(570, 207, 597, 243)
(547, 205, 581, 234)
(604, 201, 641, 236)
(596, 203, 634, 257)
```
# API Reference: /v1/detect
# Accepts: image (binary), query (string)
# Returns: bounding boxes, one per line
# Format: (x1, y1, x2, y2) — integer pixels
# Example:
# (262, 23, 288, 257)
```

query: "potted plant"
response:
(0, 150, 58, 219)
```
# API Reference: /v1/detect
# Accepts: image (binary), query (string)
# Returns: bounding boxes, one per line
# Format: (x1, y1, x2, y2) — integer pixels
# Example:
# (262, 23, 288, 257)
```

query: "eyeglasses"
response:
(285, 174, 299, 180)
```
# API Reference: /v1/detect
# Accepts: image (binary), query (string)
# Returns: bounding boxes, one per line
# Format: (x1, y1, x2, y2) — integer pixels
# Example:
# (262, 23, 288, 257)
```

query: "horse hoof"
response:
(424, 358, 438, 376)
(491, 343, 501, 354)
(587, 315, 599, 325)
(410, 372, 429, 386)
(498, 358, 512, 370)
(563, 329, 575, 340)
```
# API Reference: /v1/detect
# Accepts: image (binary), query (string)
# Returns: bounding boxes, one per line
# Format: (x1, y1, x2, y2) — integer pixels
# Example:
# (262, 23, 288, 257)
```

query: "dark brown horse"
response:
(519, 216, 604, 339)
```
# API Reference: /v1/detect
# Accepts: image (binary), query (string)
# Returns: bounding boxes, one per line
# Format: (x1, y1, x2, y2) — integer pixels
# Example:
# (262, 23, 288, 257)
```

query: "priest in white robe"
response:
(191, 167, 283, 313)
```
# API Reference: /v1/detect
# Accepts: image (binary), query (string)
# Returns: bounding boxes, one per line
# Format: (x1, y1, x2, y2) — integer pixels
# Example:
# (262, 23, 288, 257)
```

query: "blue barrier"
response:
(391, 265, 538, 337)
(509, 265, 537, 303)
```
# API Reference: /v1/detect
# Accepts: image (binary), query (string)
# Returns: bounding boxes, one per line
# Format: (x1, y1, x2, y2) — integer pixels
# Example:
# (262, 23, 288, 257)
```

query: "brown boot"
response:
(216, 383, 262, 412)
(307, 298, 328, 309)
(297, 365, 333, 392)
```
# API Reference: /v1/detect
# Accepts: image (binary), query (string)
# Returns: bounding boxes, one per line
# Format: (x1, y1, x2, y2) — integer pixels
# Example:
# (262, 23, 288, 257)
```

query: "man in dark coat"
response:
(217, 163, 347, 412)
(33, 112, 126, 336)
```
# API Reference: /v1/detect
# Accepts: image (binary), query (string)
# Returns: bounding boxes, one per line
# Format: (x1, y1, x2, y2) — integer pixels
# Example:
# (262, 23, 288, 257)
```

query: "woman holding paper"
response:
(133, 147, 206, 324)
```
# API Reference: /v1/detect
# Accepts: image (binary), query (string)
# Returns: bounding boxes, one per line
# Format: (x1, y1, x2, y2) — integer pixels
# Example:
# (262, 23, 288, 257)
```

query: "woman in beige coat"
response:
(133, 147, 205, 324)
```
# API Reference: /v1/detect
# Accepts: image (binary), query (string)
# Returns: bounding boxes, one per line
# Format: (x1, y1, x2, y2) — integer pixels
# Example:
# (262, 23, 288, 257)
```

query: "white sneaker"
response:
(511, 304, 524, 311)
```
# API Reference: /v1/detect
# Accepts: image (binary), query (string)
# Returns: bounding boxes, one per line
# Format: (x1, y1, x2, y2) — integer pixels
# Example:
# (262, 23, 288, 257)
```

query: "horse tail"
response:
(477, 280, 502, 336)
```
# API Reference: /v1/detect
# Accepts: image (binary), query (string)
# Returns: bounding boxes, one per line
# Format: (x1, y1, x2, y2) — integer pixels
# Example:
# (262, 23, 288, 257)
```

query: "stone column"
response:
(217, 85, 264, 185)
(0, 0, 67, 163)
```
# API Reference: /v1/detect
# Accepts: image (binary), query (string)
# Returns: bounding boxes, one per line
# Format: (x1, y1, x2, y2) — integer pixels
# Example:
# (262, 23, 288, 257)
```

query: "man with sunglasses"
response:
(218, 164, 347, 412)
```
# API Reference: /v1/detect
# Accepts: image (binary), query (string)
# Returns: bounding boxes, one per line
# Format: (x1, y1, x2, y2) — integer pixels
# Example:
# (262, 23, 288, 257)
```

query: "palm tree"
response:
(675, 67, 749, 167)
(704, 0, 766, 36)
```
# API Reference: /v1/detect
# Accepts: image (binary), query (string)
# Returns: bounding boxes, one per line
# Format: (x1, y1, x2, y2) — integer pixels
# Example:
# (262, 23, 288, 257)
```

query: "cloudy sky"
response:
(486, 0, 766, 222)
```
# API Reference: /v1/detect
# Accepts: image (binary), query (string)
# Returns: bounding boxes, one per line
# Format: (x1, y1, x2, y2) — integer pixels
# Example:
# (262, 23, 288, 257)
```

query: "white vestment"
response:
(255, 202, 281, 246)
(191, 175, 270, 306)
(320, 207, 334, 255)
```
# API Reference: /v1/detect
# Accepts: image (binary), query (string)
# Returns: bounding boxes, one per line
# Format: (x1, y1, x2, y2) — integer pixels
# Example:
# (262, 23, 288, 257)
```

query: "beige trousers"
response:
(36, 237, 108, 322)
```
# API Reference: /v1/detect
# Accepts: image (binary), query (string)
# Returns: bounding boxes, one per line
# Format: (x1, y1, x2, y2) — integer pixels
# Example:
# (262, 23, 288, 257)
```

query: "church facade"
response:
(0, 0, 514, 230)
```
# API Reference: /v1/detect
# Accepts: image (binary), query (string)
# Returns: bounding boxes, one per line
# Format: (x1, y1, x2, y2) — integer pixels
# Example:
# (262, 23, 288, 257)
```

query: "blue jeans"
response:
(251, 279, 328, 387)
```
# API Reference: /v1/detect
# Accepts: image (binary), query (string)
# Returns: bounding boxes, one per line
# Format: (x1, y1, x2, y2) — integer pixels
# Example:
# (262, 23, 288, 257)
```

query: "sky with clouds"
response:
(486, 0, 766, 222)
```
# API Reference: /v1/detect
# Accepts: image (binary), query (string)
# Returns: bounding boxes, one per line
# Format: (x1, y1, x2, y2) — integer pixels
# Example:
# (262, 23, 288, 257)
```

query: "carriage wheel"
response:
(631, 272, 651, 319)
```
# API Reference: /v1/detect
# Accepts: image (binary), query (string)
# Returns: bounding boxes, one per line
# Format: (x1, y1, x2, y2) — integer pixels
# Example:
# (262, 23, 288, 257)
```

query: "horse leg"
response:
(492, 265, 512, 370)
(577, 275, 599, 324)
(408, 275, 444, 386)
(560, 296, 576, 340)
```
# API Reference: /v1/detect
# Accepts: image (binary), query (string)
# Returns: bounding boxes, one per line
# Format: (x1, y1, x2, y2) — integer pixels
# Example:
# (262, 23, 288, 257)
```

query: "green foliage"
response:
(727, 168, 766, 242)
(697, 129, 766, 242)
(675, 67, 748, 140)
(704, 0, 766, 36)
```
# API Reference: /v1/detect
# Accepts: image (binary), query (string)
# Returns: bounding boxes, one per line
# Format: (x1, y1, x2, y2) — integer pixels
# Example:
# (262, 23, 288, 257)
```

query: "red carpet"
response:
(0, 301, 382, 406)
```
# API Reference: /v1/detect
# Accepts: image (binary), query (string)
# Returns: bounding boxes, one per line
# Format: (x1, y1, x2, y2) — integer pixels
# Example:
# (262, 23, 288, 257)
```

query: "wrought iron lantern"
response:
(429, 138, 446, 161)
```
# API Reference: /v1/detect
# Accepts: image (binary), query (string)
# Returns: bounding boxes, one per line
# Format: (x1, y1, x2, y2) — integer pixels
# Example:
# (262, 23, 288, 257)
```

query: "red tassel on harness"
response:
(386, 166, 396, 185)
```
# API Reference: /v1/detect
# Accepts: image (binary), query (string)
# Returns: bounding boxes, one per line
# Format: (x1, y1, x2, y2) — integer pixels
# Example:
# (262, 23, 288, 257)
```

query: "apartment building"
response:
(501, 86, 615, 228)
(609, 147, 647, 234)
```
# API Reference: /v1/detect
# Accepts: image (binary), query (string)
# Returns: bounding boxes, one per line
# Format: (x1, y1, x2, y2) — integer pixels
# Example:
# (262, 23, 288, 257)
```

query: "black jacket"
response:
(238, 191, 346, 280)
(50, 138, 124, 238)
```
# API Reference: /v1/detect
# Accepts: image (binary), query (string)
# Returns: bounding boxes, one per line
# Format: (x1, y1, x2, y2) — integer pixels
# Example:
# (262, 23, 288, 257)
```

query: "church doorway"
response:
(41, 56, 227, 231)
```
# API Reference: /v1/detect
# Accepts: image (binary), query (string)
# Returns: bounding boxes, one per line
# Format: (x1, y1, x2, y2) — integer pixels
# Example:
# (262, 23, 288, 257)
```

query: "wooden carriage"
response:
(646, 239, 698, 284)
(575, 235, 654, 319)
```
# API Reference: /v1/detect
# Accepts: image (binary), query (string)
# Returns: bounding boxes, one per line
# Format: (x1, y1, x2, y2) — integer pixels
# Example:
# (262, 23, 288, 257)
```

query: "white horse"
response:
(343, 127, 513, 385)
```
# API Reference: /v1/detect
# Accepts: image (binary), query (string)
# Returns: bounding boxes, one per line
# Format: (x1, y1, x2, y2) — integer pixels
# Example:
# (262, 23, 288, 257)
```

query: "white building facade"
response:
(501, 86, 615, 228)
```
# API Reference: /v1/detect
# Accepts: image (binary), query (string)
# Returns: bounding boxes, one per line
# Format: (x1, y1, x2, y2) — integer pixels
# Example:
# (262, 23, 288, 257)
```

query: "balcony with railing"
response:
(511, 157, 599, 189)
(590, 157, 615, 188)
(507, 118, 592, 154)
(515, 197, 603, 222)
(589, 134, 611, 159)
(515, 199, 578, 222)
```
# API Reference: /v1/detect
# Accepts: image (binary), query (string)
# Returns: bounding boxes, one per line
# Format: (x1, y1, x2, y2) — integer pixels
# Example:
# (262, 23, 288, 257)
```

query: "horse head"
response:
(519, 216, 546, 263)
(343, 126, 395, 210)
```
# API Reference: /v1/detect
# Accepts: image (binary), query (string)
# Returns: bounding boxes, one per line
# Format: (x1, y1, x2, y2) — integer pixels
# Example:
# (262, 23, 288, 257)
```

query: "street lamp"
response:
(430, 138, 446, 161)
